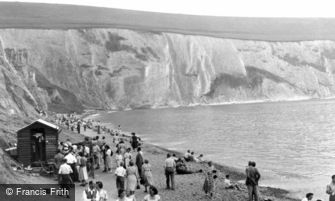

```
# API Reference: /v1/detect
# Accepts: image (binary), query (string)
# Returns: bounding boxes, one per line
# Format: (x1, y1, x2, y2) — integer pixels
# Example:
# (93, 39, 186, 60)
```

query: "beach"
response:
(60, 112, 298, 201)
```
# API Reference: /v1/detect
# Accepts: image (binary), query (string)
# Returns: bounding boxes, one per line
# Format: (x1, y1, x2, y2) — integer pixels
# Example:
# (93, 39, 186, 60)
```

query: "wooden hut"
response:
(17, 119, 61, 166)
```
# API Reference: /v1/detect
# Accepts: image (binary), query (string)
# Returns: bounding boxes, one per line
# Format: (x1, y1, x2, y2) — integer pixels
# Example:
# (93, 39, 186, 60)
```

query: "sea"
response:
(94, 99, 335, 200)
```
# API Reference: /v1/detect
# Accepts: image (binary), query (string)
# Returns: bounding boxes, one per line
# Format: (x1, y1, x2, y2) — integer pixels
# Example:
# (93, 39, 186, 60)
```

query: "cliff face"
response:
(1, 28, 335, 114)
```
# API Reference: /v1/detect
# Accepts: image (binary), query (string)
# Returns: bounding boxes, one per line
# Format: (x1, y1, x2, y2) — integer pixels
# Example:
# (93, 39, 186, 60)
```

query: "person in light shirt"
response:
(64, 148, 78, 182)
(82, 181, 100, 201)
(164, 153, 176, 190)
(115, 162, 127, 197)
(58, 158, 73, 191)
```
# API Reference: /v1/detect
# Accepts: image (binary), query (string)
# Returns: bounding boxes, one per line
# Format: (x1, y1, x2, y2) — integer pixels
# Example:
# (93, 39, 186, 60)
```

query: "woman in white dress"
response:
(115, 150, 123, 167)
(105, 145, 113, 172)
(78, 152, 88, 186)
(124, 148, 132, 168)
(143, 186, 161, 201)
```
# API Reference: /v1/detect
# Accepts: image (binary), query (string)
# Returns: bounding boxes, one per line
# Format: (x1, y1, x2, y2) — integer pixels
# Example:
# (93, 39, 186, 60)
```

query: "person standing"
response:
(92, 143, 101, 169)
(124, 148, 132, 168)
(142, 160, 154, 193)
(115, 162, 127, 197)
(135, 147, 144, 180)
(77, 122, 81, 134)
(54, 149, 64, 177)
(79, 152, 88, 186)
(64, 148, 79, 182)
(246, 161, 261, 201)
(130, 132, 139, 151)
(105, 145, 113, 172)
(126, 161, 140, 196)
(58, 159, 73, 191)
(327, 175, 335, 201)
(164, 153, 176, 190)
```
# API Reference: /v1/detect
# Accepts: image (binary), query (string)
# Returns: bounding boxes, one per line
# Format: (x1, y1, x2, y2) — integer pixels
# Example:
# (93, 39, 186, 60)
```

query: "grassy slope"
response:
(0, 2, 335, 41)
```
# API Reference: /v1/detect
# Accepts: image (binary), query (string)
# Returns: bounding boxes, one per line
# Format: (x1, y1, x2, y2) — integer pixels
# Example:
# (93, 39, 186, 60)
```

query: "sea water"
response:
(95, 99, 335, 200)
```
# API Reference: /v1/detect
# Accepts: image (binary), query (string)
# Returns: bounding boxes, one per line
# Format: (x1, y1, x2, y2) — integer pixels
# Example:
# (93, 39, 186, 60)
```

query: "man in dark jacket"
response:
(135, 147, 144, 179)
(131, 132, 139, 151)
(246, 161, 261, 201)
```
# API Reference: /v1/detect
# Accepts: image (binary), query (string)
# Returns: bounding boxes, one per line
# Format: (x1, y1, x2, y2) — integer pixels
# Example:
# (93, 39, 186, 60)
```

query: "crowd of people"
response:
(52, 113, 334, 201)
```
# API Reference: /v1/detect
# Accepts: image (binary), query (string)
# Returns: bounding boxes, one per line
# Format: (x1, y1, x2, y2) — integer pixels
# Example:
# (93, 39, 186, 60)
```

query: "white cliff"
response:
(1, 28, 335, 114)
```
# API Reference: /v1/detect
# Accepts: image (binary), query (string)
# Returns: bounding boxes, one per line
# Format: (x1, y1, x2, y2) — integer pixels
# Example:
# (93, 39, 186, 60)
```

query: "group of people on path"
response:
(54, 113, 161, 201)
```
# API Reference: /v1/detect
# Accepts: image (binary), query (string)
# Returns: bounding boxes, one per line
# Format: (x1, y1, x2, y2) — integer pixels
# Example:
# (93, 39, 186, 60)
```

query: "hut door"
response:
(31, 129, 46, 162)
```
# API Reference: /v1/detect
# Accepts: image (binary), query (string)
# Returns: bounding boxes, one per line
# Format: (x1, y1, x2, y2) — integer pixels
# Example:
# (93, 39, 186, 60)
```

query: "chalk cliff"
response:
(1, 28, 335, 114)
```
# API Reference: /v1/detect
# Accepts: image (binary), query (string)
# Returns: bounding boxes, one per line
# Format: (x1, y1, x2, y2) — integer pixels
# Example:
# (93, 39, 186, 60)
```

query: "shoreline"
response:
(83, 111, 299, 201)
(83, 96, 335, 115)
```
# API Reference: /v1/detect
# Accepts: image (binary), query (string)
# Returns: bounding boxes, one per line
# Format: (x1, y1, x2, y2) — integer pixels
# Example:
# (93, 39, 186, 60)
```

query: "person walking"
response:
(164, 153, 176, 190)
(246, 161, 261, 201)
(142, 160, 154, 193)
(136, 147, 144, 180)
(327, 175, 335, 201)
(115, 162, 127, 197)
(126, 161, 140, 196)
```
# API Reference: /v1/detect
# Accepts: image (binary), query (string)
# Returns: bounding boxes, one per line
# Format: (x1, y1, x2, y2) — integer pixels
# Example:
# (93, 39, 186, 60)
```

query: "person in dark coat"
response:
(131, 132, 139, 150)
(135, 147, 144, 180)
(246, 161, 261, 201)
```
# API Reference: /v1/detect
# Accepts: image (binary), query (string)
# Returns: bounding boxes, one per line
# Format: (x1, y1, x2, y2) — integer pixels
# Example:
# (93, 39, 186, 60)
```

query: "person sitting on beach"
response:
(224, 175, 241, 190)
(195, 154, 205, 163)
(207, 161, 215, 172)
(301, 193, 314, 201)
(83, 181, 100, 201)
(171, 154, 178, 162)
(189, 152, 196, 161)
(175, 158, 202, 175)
(184, 150, 192, 162)
(143, 185, 161, 201)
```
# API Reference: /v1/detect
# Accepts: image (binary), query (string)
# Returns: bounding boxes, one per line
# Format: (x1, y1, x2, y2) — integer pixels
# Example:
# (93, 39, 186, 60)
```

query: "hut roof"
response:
(17, 119, 60, 133)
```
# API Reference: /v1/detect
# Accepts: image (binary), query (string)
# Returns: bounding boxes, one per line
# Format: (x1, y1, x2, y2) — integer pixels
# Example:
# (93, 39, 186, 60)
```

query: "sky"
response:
(1, 0, 335, 18)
